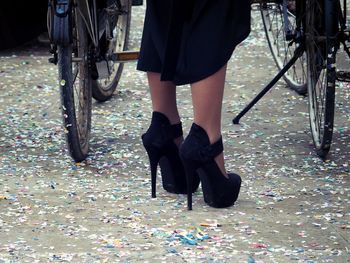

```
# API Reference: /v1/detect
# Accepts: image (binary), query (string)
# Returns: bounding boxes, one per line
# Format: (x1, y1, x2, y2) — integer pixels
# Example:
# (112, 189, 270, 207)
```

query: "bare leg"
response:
(147, 72, 182, 146)
(191, 65, 228, 177)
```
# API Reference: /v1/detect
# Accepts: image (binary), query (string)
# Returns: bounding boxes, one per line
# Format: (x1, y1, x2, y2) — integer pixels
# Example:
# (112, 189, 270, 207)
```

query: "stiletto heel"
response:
(142, 112, 200, 197)
(181, 159, 199, 210)
(145, 147, 160, 198)
(180, 123, 241, 209)
(187, 183, 192, 210)
(151, 161, 157, 198)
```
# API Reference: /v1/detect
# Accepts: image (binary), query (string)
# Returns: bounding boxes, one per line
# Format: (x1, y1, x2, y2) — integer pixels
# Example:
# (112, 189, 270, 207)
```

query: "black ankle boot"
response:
(179, 123, 241, 210)
(142, 112, 200, 197)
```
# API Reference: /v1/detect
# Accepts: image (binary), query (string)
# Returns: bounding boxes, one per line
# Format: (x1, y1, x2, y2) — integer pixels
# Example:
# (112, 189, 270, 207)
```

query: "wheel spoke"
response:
(92, 0, 130, 101)
(261, 3, 307, 92)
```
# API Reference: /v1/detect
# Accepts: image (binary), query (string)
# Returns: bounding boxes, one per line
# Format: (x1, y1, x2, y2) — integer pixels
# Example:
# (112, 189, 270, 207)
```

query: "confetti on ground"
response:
(0, 7, 349, 262)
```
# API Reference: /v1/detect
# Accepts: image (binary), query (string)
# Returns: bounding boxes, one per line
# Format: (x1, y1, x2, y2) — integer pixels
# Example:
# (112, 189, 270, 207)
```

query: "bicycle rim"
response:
(92, 0, 132, 102)
(58, 10, 92, 162)
(261, 2, 307, 94)
(306, 0, 336, 159)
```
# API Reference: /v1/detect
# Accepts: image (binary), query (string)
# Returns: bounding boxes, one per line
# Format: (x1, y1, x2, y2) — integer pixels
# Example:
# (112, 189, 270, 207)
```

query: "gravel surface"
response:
(0, 5, 349, 263)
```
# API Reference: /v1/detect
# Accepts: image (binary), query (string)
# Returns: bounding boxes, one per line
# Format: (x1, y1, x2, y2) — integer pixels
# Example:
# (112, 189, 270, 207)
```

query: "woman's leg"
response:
(148, 72, 180, 124)
(190, 65, 228, 177)
(147, 72, 182, 146)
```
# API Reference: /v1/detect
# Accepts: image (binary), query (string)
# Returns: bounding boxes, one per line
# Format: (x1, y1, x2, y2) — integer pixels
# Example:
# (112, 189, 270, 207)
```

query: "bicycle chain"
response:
(88, 47, 99, 80)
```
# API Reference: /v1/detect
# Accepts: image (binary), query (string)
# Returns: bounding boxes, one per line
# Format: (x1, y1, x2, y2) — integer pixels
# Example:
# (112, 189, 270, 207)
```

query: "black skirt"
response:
(137, 0, 251, 85)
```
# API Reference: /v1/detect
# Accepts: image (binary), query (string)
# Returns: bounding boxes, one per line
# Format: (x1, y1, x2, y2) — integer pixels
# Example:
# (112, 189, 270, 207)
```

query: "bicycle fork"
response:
(47, 0, 73, 64)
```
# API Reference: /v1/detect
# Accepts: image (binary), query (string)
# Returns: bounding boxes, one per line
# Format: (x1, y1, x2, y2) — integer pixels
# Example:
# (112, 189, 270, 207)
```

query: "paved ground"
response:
(0, 5, 349, 263)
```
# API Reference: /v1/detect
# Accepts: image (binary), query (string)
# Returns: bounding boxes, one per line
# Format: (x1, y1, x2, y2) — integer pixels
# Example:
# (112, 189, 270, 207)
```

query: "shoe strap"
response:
(197, 137, 223, 162)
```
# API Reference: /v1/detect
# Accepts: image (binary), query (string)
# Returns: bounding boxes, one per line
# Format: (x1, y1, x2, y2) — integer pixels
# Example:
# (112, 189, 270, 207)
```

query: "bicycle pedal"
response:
(110, 51, 139, 62)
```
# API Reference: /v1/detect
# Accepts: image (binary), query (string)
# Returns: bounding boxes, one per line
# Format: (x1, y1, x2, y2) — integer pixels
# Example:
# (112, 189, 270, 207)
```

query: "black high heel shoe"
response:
(142, 112, 200, 197)
(180, 123, 241, 210)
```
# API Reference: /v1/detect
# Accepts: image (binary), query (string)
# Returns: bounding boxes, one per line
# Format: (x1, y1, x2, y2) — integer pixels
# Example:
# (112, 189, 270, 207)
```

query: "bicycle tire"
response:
(306, 0, 337, 159)
(92, 0, 132, 102)
(58, 9, 92, 162)
(261, 2, 307, 95)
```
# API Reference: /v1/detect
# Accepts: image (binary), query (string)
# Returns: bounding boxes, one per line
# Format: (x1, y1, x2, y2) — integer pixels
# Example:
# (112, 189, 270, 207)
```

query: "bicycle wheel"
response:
(58, 9, 92, 162)
(92, 0, 132, 102)
(306, 0, 337, 158)
(261, 1, 307, 95)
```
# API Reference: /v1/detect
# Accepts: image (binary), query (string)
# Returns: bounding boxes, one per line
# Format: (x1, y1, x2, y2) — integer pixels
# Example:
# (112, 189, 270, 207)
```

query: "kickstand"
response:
(232, 45, 305, 124)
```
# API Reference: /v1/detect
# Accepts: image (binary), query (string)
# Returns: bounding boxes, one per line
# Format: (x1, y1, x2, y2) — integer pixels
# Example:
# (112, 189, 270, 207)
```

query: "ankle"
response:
(192, 122, 221, 144)
(152, 111, 180, 126)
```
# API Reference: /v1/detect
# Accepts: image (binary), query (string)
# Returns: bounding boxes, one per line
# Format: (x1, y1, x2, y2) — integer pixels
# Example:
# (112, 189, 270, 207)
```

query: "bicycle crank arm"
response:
(109, 51, 139, 62)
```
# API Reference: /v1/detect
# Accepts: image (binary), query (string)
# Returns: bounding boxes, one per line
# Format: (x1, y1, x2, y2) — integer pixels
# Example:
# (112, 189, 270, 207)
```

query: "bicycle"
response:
(235, 0, 350, 159)
(47, 0, 141, 162)
(306, 0, 350, 158)
(260, 0, 308, 95)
